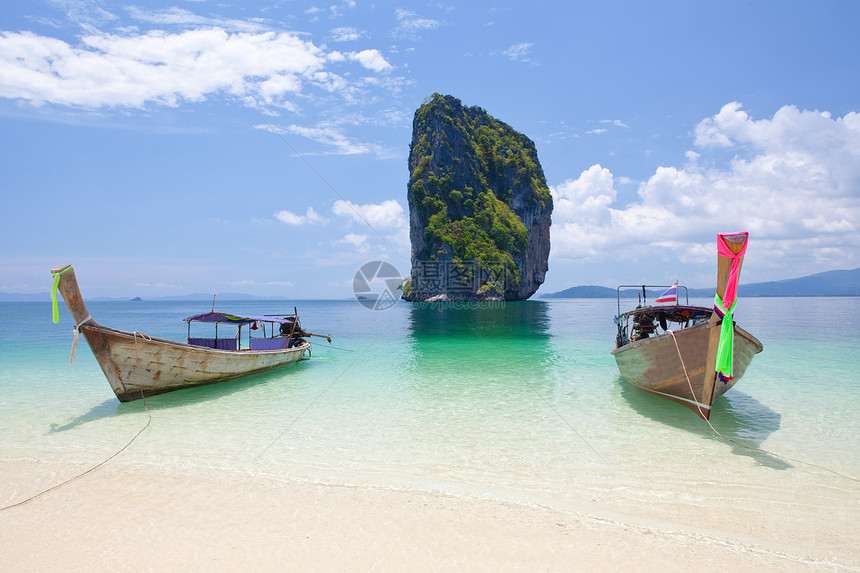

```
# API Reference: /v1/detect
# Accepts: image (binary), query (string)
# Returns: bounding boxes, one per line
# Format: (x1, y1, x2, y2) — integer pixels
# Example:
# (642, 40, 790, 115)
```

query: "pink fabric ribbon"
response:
(716, 233, 747, 311)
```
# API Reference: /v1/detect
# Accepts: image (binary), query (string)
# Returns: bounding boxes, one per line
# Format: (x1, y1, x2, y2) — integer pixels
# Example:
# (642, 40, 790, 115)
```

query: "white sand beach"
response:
(1, 459, 856, 572)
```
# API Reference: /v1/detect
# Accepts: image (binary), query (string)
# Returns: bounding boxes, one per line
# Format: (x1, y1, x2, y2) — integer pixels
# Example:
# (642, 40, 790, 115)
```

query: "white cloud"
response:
(332, 199, 407, 231)
(330, 198, 410, 255)
(553, 164, 616, 226)
(49, 0, 120, 31)
(274, 206, 326, 225)
(600, 119, 630, 129)
(274, 210, 305, 225)
(346, 49, 393, 72)
(550, 103, 860, 278)
(282, 122, 370, 155)
(393, 9, 441, 39)
(304, 206, 326, 224)
(256, 118, 398, 157)
(503, 42, 535, 64)
(330, 27, 361, 42)
(0, 25, 393, 110)
(338, 232, 369, 252)
(123, 6, 267, 33)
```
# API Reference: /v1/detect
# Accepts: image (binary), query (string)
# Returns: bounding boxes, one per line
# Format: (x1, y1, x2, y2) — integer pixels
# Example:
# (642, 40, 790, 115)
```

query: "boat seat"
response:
(188, 338, 237, 351)
(250, 338, 289, 351)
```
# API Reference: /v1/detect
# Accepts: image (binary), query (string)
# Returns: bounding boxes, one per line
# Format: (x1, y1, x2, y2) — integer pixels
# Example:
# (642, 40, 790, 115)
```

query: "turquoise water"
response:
(1, 297, 858, 510)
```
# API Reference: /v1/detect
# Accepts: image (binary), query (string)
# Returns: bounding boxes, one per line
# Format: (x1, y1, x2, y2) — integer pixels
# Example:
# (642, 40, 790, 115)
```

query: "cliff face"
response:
(403, 94, 552, 301)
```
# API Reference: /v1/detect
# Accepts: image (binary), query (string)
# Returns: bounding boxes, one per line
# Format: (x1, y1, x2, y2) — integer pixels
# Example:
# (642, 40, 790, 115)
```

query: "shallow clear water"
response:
(1, 297, 858, 510)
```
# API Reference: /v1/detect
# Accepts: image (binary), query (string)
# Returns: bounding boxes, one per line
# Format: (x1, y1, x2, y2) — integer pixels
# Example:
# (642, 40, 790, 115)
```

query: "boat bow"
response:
(610, 233, 762, 419)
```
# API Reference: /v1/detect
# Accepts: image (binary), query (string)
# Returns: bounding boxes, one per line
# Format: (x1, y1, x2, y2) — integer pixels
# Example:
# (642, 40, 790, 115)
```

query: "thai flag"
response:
(655, 281, 678, 303)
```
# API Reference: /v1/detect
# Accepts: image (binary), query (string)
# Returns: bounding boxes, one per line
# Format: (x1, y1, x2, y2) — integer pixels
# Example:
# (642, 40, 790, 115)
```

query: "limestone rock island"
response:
(402, 94, 552, 302)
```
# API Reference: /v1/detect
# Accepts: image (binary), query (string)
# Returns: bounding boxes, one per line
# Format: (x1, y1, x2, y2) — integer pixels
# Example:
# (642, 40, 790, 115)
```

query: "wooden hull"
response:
(51, 264, 308, 402)
(79, 324, 308, 401)
(611, 321, 763, 418)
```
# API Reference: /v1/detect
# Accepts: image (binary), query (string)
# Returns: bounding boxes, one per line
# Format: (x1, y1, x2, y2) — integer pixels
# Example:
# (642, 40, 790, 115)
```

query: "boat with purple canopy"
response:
(50, 264, 331, 402)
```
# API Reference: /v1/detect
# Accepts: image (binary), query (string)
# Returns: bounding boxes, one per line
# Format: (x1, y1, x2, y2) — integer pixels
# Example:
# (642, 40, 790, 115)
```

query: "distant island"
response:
(541, 268, 860, 298)
(5, 268, 857, 302)
(2, 268, 858, 302)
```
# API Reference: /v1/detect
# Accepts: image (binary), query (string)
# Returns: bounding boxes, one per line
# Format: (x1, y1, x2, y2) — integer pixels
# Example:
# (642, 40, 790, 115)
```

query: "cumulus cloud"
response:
(338, 232, 369, 252)
(332, 199, 406, 231)
(551, 103, 860, 277)
(0, 7, 402, 157)
(0, 25, 391, 110)
(346, 49, 393, 72)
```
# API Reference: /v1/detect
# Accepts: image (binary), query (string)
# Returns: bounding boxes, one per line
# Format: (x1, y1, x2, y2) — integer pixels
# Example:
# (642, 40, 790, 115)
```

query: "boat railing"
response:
(615, 284, 689, 316)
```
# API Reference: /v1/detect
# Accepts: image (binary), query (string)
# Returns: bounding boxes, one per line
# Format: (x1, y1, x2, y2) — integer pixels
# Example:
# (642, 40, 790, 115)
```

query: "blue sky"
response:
(1, 0, 858, 299)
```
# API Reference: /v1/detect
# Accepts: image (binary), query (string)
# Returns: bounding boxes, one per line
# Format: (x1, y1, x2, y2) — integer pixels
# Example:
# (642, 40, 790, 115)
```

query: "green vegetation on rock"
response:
(407, 94, 551, 295)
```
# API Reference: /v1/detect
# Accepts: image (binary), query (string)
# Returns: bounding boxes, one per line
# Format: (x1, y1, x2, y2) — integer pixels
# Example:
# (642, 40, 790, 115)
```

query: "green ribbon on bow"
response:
(51, 265, 73, 324)
(714, 293, 737, 381)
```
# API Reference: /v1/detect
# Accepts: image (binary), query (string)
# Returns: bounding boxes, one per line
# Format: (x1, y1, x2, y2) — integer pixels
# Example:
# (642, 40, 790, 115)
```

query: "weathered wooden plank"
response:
(52, 265, 310, 402)
(613, 319, 762, 419)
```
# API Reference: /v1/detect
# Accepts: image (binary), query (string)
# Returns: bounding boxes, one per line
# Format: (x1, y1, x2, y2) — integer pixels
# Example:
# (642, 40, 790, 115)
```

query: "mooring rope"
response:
(308, 340, 354, 352)
(668, 330, 858, 483)
(255, 333, 380, 460)
(133, 331, 153, 343)
(0, 391, 153, 511)
(69, 315, 92, 364)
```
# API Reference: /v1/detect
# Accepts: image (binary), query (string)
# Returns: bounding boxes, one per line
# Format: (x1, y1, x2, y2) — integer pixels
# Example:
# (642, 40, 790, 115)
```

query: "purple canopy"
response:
(185, 312, 294, 325)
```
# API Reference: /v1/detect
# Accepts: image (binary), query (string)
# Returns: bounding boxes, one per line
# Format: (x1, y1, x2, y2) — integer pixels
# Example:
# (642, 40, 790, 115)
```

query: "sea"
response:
(1, 296, 858, 517)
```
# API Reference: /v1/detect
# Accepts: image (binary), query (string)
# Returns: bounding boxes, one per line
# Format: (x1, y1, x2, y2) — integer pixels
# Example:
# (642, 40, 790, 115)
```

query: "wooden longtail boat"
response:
(610, 233, 763, 419)
(51, 264, 330, 402)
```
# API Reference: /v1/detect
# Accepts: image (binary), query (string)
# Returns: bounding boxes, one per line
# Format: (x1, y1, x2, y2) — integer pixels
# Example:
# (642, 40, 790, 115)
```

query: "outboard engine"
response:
(279, 317, 297, 336)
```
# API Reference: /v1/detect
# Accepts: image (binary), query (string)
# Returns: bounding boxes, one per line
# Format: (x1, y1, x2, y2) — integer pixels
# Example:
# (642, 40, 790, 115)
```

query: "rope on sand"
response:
(0, 391, 153, 511)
